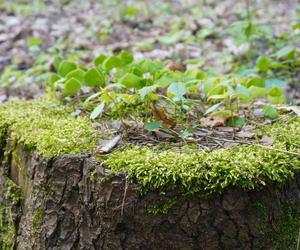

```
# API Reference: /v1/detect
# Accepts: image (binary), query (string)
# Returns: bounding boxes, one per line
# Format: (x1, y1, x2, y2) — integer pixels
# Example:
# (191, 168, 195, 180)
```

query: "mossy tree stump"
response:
(0, 100, 300, 249)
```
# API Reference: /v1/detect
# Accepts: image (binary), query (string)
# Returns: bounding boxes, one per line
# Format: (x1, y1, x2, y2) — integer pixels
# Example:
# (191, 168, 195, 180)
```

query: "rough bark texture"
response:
(1, 145, 300, 250)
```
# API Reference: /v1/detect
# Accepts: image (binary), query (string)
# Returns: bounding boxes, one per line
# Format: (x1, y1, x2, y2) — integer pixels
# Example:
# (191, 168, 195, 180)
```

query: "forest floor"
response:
(0, 0, 299, 98)
(0, 0, 300, 151)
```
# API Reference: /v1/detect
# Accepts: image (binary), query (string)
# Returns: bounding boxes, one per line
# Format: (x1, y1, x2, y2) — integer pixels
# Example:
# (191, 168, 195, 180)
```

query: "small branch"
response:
(205, 136, 300, 157)
(121, 177, 128, 216)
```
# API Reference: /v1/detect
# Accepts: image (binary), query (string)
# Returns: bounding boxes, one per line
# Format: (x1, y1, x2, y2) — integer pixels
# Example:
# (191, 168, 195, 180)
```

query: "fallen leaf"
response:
(236, 131, 254, 138)
(168, 61, 186, 72)
(200, 116, 225, 128)
(152, 105, 177, 128)
(260, 136, 273, 146)
(97, 135, 121, 154)
(277, 106, 300, 116)
(224, 142, 239, 148)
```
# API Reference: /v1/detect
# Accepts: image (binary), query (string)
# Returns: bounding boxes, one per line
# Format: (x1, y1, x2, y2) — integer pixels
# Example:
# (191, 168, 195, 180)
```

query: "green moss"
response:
(255, 200, 300, 249)
(106, 117, 300, 194)
(0, 177, 22, 249)
(147, 196, 183, 214)
(32, 207, 44, 232)
(0, 206, 15, 250)
(5, 178, 23, 205)
(0, 99, 98, 158)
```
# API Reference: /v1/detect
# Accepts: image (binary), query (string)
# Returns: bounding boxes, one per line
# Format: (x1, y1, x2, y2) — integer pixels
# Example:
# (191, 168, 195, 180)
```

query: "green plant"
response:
(47, 50, 288, 129)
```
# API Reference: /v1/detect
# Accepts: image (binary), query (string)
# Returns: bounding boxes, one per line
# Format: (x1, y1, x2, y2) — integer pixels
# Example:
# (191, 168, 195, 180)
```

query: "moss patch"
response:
(107, 117, 300, 194)
(0, 99, 98, 158)
(0, 177, 22, 249)
(32, 207, 44, 233)
(254, 199, 300, 249)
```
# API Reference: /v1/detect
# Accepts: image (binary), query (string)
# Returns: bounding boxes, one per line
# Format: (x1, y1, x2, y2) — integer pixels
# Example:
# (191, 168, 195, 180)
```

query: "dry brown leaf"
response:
(236, 131, 254, 139)
(168, 61, 186, 72)
(200, 116, 225, 128)
(97, 135, 121, 154)
(260, 136, 273, 146)
(152, 105, 177, 128)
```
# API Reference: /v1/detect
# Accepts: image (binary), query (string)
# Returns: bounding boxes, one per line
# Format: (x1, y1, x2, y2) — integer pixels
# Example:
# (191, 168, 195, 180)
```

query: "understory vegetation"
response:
(0, 0, 299, 197)
(0, 0, 300, 248)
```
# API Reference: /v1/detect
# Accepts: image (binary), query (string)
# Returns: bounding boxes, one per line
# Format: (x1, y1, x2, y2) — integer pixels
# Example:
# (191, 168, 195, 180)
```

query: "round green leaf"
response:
(94, 54, 107, 67)
(119, 51, 134, 65)
(248, 86, 267, 98)
(263, 106, 278, 119)
(256, 56, 271, 72)
(227, 117, 246, 127)
(84, 68, 105, 87)
(103, 56, 122, 71)
(47, 73, 61, 88)
(267, 87, 286, 104)
(64, 78, 81, 96)
(247, 77, 265, 88)
(58, 61, 77, 77)
(119, 73, 143, 88)
(66, 69, 85, 82)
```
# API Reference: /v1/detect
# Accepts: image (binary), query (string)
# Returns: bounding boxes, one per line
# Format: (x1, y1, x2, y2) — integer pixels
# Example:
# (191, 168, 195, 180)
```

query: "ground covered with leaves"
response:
(0, 0, 300, 154)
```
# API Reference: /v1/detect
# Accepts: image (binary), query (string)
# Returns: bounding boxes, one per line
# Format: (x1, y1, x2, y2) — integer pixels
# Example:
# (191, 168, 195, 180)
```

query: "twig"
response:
(205, 136, 300, 157)
(121, 177, 128, 216)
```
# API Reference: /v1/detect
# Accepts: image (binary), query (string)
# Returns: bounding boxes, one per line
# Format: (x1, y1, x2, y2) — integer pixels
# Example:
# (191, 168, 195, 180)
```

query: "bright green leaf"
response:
(53, 56, 63, 71)
(236, 84, 251, 101)
(103, 56, 122, 70)
(64, 78, 81, 96)
(47, 73, 61, 88)
(247, 77, 265, 88)
(84, 68, 105, 87)
(119, 73, 143, 88)
(66, 69, 85, 82)
(204, 103, 222, 115)
(94, 54, 107, 67)
(248, 86, 267, 98)
(263, 106, 278, 119)
(27, 37, 42, 47)
(267, 87, 286, 104)
(119, 51, 134, 65)
(58, 61, 77, 77)
(227, 117, 246, 127)
(256, 56, 271, 72)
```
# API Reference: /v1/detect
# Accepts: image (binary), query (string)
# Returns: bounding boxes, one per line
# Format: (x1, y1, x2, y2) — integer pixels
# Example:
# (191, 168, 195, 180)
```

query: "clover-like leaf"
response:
(58, 61, 77, 77)
(94, 54, 107, 67)
(119, 51, 134, 65)
(47, 73, 61, 88)
(263, 106, 278, 119)
(267, 87, 286, 104)
(66, 69, 85, 82)
(103, 56, 122, 70)
(256, 56, 271, 72)
(84, 68, 105, 87)
(119, 73, 143, 88)
(64, 78, 81, 96)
